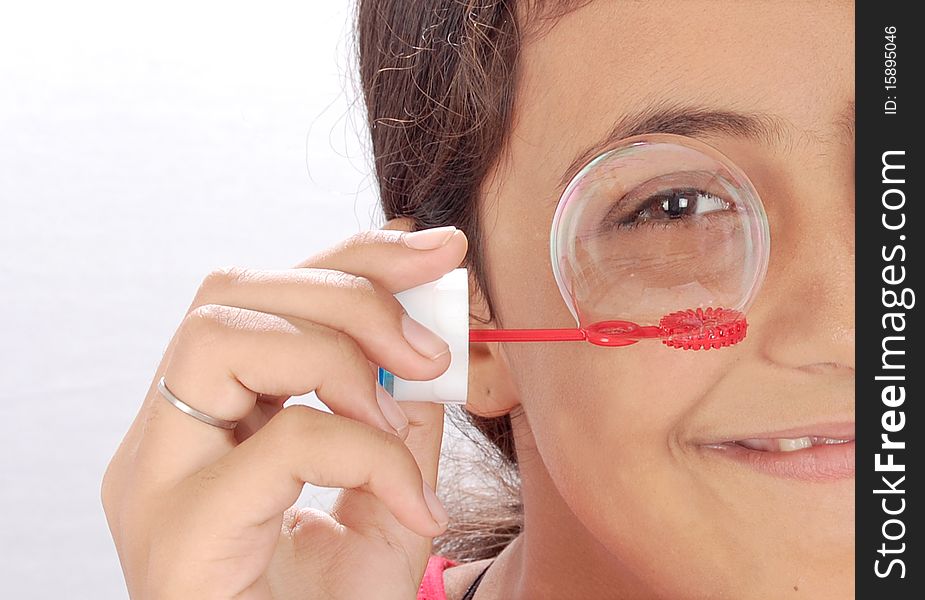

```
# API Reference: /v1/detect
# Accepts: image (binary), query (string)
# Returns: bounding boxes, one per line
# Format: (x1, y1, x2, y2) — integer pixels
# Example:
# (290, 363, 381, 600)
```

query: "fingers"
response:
(187, 404, 449, 538)
(330, 399, 447, 556)
(192, 265, 451, 382)
(143, 305, 407, 483)
(124, 224, 468, 489)
(107, 223, 467, 565)
(293, 227, 468, 294)
(325, 219, 456, 564)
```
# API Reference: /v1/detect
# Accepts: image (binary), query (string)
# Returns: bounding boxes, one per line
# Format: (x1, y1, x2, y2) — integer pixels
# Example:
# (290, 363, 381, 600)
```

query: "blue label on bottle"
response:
(377, 367, 394, 395)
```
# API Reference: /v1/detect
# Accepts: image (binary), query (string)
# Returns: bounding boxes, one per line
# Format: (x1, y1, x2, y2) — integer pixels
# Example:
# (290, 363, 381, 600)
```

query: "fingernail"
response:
(401, 226, 457, 250)
(422, 480, 449, 528)
(376, 383, 408, 436)
(401, 313, 450, 360)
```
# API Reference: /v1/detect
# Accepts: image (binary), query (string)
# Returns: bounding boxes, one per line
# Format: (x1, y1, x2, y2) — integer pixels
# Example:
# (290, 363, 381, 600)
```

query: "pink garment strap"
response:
(417, 555, 457, 600)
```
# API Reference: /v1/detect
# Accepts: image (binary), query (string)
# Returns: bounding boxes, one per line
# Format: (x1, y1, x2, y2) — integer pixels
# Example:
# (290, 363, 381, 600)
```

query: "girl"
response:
(103, 1, 855, 598)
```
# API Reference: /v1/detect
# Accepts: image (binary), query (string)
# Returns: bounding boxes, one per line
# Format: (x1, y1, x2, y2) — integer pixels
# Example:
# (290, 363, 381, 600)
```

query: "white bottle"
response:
(377, 268, 469, 404)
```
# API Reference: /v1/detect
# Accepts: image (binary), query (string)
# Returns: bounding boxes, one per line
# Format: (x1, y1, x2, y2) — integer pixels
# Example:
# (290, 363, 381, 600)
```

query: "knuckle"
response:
(343, 273, 376, 296)
(327, 331, 374, 384)
(195, 265, 248, 305)
(371, 431, 418, 483)
(311, 268, 403, 329)
(328, 271, 402, 323)
(377, 426, 405, 454)
(369, 281, 406, 320)
(342, 229, 395, 250)
(186, 303, 265, 332)
(311, 269, 364, 300)
(179, 303, 232, 350)
(311, 268, 376, 297)
(369, 423, 407, 460)
(271, 404, 319, 440)
(310, 267, 357, 292)
(100, 465, 117, 516)
(185, 303, 226, 329)
(329, 327, 362, 364)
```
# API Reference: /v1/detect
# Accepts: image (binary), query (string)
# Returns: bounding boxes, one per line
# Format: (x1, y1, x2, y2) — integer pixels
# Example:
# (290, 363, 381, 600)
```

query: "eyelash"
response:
(613, 187, 733, 231)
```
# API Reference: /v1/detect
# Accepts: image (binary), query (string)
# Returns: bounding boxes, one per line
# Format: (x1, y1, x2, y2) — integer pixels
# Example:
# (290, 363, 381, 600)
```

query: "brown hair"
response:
(354, 0, 588, 561)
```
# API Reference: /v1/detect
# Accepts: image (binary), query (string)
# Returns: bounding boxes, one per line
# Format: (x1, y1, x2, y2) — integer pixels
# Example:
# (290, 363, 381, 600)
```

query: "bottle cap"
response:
(378, 268, 469, 404)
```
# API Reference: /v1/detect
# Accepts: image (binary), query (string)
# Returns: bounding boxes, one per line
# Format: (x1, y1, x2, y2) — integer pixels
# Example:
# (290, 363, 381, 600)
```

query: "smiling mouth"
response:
(711, 436, 853, 452)
(698, 431, 855, 481)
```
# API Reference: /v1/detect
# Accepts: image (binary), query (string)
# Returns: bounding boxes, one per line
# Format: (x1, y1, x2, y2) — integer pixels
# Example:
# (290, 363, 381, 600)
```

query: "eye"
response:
(631, 188, 731, 224)
(593, 171, 738, 233)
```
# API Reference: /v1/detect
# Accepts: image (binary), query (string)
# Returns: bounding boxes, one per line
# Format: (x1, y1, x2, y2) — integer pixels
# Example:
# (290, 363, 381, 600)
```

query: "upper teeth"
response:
(736, 437, 851, 452)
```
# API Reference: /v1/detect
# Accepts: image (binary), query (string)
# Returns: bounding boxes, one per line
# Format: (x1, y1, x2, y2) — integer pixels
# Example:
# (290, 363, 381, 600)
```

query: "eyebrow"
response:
(557, 100, 793, 191)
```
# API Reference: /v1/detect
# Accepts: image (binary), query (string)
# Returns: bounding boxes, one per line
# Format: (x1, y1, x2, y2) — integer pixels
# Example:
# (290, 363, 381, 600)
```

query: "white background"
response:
(0, 2, 466, 597)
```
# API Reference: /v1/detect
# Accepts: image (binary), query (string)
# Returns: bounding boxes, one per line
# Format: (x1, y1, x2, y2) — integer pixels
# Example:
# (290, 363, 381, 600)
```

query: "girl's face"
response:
(477, 2, 854, 598)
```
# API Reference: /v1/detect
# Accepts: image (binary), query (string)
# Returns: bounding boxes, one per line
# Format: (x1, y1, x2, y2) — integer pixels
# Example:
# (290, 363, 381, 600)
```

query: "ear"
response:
(466, 270, 521, 417)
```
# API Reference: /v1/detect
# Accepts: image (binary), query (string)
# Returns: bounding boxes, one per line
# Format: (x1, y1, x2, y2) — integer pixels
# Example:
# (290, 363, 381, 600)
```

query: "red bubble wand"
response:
(469, 307, 747, 350)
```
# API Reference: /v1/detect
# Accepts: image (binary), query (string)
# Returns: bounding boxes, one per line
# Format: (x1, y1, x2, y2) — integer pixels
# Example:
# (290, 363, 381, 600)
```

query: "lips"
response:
(731, 436, 852, 452)
(696, 425, 855, 482)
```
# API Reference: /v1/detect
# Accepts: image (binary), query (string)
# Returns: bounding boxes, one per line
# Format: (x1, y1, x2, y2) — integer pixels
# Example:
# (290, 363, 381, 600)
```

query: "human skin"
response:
(456, 1, 855, 599)
(103, 226, 467, 599)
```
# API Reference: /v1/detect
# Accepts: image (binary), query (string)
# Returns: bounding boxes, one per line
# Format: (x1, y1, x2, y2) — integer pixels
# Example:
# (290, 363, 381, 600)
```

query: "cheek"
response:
(506, 340, 720, 493)
(505, 341, 754, 586)
(503, 337, 723, 519)
(505, 338, 854, 594)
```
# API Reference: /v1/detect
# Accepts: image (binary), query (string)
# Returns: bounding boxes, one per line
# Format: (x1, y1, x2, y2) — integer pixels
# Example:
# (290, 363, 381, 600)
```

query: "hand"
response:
(102, 221, 468, 599)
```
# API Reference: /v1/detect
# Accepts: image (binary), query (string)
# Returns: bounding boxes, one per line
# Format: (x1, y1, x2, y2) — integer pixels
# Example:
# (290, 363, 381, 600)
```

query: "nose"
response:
(749, 198, 855, 374)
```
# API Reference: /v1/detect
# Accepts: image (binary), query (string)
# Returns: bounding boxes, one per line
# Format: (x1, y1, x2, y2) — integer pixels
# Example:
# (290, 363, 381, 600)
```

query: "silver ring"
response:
(157, 376, 238, 430)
